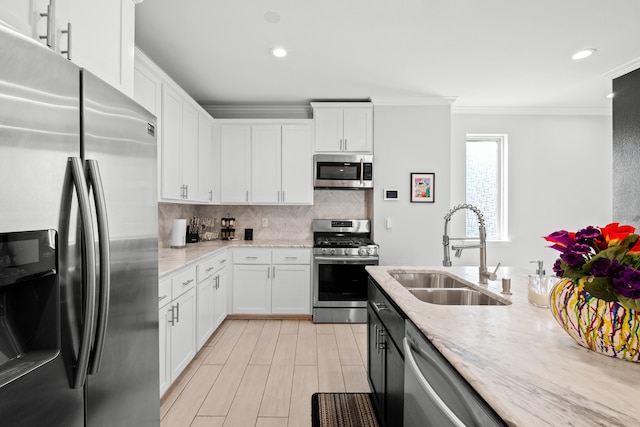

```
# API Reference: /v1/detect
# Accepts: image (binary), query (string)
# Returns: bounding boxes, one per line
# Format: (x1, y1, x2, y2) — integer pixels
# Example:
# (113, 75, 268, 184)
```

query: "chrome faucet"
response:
(442, 204, 500, 285)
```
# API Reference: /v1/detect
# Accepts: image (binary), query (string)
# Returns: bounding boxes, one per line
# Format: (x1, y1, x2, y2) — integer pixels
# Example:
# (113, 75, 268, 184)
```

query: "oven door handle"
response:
(314, 256, 379, 263)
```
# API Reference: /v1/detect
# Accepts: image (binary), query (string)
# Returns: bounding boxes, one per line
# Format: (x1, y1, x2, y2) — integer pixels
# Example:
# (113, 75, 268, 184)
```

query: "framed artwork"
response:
(410, 173, 435, 203)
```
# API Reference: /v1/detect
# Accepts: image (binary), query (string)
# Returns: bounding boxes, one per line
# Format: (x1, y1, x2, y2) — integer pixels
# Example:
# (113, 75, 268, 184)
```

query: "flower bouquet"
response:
(544, 222, 640, 362)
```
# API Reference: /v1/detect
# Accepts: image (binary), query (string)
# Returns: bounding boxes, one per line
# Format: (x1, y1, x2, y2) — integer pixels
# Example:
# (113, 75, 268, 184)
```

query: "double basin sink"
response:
(389, 271, 509, 306)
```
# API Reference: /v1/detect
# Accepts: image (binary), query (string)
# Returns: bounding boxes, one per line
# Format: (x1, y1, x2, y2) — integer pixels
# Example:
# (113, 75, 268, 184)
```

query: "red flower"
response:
(600, 222, 636, 247)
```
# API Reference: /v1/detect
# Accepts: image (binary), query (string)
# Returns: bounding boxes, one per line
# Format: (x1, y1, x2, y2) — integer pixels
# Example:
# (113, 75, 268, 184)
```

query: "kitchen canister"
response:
(171, 219, 187, 248)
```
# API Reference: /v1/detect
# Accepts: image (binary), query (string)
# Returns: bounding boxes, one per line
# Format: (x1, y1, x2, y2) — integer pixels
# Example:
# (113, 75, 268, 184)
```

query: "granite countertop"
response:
(159, 239, 313, 276)
(366, 265, 640, 427)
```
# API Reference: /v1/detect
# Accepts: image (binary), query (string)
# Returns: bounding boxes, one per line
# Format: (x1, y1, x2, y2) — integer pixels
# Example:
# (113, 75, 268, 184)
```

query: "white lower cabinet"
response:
(158, 265, 197, 397)
(232, 248, 311, 315)
(196, 250, 228, 349)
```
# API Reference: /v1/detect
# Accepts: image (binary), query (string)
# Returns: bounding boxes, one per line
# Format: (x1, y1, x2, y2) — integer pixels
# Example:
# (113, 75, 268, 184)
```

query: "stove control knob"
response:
(330, 248, 336, 255)
(358, 247, 367, 256)
(368, 248, 375, 255)
(321, 248, 328, 255)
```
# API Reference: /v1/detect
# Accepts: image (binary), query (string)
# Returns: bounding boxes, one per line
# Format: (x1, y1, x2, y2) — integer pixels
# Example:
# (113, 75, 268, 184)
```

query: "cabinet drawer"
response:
(159, 278, 172, 308)
(233, 249, 270, 264)
(272, 248, 310, 265)
(172, 267, 197, 298)
(197, 251, 229, 282)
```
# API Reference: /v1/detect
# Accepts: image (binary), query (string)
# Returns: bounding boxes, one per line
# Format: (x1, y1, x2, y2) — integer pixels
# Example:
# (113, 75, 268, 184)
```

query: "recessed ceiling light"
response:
(272, 48, 287, 58)
(571, 48, 596, 60)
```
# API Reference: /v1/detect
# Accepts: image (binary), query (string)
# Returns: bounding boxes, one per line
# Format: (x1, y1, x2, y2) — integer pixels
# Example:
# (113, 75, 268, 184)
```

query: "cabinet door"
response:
(314, 108, 343, 152)
(161, 85, 183, 200)
(198, 113, 216, 202)
(158, 304, 172, 397)
(196, 277, 215, 350)
(367, 306, 385, 419)
(281, 125, 313, 204)
(170, 288, 196, 381)
(251, 125, 281, 204)
(343, 107, 373, 152)
(213, 267, 228, 330)
(134, 57, 162, 118)
(220, 125, 251, 203)
(385, 340, 404, 427)
(232, 264, 271, 314)
(56, 0, 135, 96)
(181, 102, 199, 200)
(272, 265, 311, 314)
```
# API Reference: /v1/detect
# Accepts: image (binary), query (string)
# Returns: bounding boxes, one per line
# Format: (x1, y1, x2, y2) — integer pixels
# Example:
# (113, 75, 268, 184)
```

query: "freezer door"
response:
(81, 70, 160, 426)
(0, 26, 84, 427)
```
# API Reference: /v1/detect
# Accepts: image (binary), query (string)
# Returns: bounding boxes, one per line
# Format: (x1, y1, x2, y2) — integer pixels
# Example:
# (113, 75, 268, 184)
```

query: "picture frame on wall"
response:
(410, 173, 435, 203)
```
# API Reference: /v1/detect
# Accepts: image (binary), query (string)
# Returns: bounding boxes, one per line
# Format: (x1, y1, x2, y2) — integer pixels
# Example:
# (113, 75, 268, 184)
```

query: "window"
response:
(465, 134, 508, 241)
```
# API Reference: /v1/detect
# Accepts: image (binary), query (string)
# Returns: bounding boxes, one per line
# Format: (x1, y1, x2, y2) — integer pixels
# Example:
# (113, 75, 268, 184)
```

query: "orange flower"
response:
(600, 222, 636, 247)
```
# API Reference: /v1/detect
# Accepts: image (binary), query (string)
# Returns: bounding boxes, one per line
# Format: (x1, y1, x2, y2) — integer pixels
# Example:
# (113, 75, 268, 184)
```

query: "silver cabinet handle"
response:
(39, 4, 54, 48)
(345, 139, 348, 151)
(282, 191, 285, 202)
(175, 302, 180, 323)
(374, 324, 379, 354)
(373, 302, 388, 313)
(68, 157, 97, 389)
(184, 184, 188, 199)
(86, 160, 110, 375)
(60, 22, 72, 60)
(272, 265, 276, 279)
(378, 329, 386, 351)
(246, 190, 249, 202)
(206, 266, 215, 272)
(159, 295, 168, 302)
(168, 306, 176, 326)
(209, 190, 213, 201)
(403, 337, 466, 427)
(183, 278, 194, 287)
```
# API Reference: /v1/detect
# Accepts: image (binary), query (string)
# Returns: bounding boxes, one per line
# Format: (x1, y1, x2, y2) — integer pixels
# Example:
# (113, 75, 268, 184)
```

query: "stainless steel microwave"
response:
(314, 154, 373, 189)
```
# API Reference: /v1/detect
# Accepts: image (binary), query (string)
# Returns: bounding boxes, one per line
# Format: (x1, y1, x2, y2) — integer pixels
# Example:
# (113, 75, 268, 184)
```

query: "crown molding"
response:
(370, 96, 457, 106)
(603, 57, 640, 80)
(451, 105, 611, 116)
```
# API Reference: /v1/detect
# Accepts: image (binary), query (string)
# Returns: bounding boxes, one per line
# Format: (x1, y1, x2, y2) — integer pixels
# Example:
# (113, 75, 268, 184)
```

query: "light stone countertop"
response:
(366, 265, 640, 427)
(159, 239, 313, 277)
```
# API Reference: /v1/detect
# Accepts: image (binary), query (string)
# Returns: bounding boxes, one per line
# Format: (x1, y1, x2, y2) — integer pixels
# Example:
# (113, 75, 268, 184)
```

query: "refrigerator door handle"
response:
(86, 159, 111, 375)
(68, 157, 98, 389)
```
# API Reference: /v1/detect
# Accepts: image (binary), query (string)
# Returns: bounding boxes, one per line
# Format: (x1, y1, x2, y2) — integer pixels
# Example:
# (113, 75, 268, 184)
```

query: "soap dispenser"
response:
(528, 260, 554, 308)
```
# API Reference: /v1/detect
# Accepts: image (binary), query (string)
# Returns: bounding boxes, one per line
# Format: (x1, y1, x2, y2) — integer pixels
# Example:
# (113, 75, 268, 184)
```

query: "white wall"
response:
(372, 104, 452, 266)
(450, 112, 613, 272)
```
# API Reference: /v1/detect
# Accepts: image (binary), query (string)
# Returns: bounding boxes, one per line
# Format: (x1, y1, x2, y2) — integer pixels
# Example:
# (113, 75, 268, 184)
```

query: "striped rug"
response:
(311, 393, 380, 427)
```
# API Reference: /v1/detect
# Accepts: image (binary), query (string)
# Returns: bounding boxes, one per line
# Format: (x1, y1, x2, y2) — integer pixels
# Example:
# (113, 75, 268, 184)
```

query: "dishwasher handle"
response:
(403, 337, 466, 427)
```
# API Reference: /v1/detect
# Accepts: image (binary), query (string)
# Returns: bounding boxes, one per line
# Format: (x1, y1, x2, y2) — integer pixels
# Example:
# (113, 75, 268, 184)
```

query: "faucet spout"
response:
(442, 204, 500, 284)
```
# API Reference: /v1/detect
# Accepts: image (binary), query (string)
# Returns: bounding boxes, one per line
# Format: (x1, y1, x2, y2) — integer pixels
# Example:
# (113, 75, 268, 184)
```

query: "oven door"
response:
(313, 256, 379, 308)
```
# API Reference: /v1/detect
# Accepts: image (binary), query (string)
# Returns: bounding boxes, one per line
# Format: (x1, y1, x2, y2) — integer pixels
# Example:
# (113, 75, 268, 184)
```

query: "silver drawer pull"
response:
(182, 278, 194, 286)
(284, 257, 297, 260)
(158, 295, 168, 302)
(206, 266, 215, 272)
(373, 302, 389, 313)
(246, 256, 258, 260)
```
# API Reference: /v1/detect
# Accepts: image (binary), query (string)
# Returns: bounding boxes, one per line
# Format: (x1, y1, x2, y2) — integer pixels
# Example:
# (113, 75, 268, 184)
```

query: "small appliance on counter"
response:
(221, 217, 236, 240)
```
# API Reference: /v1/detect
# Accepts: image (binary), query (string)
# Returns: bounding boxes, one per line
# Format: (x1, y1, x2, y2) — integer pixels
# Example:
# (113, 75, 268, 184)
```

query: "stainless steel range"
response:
(312, 219, 379, 323)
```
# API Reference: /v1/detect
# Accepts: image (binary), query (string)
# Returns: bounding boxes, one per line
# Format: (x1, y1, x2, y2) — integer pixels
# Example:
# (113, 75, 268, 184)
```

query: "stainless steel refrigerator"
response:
(0, 25, 160, 426)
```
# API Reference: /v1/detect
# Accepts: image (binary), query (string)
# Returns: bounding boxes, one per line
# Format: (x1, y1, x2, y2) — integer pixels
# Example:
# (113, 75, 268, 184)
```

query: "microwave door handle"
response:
(68, 157, 98, 389)
(403, 337, 467, 427)
(86, 159, 110, 375)
(360, 158, 364, 185)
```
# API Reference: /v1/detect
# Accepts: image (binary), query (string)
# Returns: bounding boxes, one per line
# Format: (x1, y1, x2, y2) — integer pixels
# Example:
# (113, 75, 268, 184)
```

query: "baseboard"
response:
(225, 314, 313, 321)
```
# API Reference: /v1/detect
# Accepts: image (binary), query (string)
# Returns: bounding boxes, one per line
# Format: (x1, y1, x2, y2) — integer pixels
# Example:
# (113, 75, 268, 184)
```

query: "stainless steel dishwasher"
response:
(403, 321, 507, 427)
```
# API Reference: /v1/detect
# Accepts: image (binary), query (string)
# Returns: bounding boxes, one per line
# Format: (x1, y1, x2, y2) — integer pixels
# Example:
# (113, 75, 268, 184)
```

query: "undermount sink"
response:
(408, 288, 507, 306)
(389, 270, 509, 306)
(390, 271, 469, 289)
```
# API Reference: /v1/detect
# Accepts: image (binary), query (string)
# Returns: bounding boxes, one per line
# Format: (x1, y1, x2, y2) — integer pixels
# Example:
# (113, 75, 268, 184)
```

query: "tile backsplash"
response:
(158, 189, 372, 247)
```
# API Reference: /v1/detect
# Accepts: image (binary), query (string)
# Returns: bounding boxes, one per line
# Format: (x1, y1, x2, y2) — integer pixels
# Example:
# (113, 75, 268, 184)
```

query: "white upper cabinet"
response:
(219, 121, 313, 205)
(1, 0, 136, 97)
(281, 125, 313, 204)
(220, 125, 251, 203)
(311, 102, 373, 153)
(198, 113, 217, 203)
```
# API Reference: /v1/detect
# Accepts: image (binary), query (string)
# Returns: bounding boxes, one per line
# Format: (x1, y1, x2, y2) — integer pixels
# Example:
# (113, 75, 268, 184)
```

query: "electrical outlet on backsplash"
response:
(157, 189, 372, 247)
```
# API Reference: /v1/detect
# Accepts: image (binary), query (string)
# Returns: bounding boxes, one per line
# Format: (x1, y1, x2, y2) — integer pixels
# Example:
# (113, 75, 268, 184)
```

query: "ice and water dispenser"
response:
(0, 230, 59, 387)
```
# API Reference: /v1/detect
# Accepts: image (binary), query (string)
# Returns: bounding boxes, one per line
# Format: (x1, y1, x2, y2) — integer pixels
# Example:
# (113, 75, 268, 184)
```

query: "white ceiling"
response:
(135, 0, 640, 112)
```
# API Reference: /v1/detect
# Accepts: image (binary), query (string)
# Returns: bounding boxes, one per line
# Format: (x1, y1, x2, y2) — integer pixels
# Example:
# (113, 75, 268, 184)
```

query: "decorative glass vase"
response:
(549, 277, 640, 362)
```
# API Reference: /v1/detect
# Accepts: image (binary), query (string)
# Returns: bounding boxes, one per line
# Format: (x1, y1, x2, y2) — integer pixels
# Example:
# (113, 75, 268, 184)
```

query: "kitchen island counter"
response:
(159, 239, 313, 277)
(366, 265, 640, 427)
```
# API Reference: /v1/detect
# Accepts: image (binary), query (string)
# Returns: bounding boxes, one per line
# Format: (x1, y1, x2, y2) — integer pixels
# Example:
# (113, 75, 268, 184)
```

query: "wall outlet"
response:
(262, 218, 268, 227)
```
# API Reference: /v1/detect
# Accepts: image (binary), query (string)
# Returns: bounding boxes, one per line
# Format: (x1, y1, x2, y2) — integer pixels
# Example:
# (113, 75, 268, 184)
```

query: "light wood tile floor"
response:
(160, 319, 370, 427)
